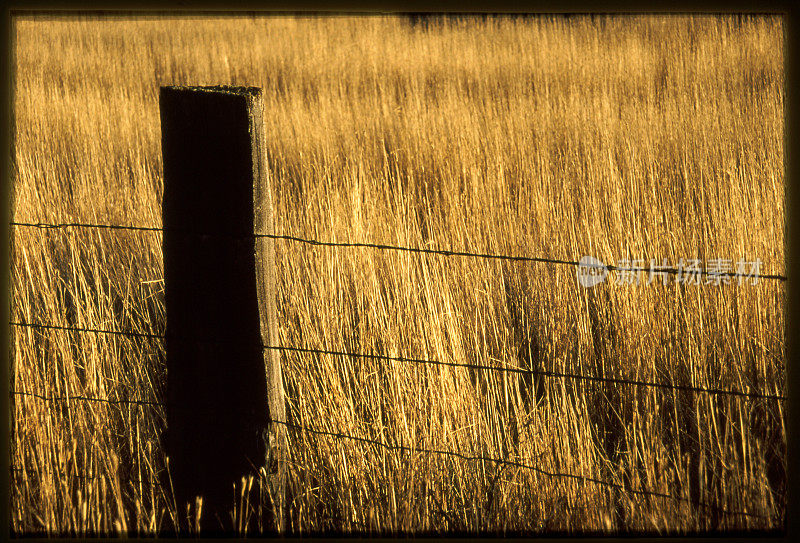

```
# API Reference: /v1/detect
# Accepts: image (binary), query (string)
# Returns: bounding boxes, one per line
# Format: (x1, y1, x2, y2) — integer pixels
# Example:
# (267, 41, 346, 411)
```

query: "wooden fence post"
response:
(159, 86, 286, 533)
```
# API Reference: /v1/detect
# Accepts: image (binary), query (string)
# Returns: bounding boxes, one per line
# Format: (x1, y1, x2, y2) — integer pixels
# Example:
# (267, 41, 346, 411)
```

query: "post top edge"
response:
(161, 85, 262, 97)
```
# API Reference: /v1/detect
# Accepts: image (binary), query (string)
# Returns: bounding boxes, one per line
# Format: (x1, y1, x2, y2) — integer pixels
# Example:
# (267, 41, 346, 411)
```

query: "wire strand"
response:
(271, 418, 773, 520)
(9, 221, 788, 281)
(9, 321, 785, 401)
(272, 345, 785, 401)
(11, 221, 164, 233)
(5, 415, 777, 520)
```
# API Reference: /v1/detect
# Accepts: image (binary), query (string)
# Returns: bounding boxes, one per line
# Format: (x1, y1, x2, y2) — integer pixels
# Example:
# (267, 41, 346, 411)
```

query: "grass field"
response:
(10, 14, 785, 535)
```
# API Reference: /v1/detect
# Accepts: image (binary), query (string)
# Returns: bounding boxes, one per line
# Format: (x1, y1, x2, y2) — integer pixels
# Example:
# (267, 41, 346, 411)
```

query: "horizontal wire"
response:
(7, 417, 775, 520)
(266, 233, 789, 281)
(9, 321, 785, 401)
(271, 418, 774, 521)
(271, 345, 786, 401)
(12, 384, 783, 520)
(11, 221, 165, 233)
(9, 221, 788, 281)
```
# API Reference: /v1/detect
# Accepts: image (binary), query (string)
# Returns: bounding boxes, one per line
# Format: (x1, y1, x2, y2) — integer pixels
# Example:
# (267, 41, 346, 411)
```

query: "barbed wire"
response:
(4, 408, 779, 521)
(8, 212, 786, 522)
(264, 233, 789, 281)
(9, 221, 788, 281)
(270, 345, 786, 401)
(10, 320, 786, 402)
(11, 221, 165, 233)
(7, 158, 786, 525)
(271, 417, 774, 521)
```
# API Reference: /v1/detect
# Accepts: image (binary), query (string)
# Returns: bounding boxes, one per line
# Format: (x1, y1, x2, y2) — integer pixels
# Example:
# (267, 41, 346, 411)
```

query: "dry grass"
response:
(11, 14, 785, 535)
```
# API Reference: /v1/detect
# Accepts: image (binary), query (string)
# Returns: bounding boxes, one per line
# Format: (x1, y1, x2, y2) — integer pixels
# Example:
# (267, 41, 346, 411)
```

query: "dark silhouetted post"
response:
(159, 86, 286, 533)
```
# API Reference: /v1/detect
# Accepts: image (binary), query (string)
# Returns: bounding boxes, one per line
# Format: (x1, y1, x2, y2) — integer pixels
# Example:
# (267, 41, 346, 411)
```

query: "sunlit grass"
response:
(11, 13, 784, 535)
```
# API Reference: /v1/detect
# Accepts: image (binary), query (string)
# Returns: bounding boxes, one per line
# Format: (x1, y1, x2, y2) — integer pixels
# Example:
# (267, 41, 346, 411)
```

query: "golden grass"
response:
(11, 14, 785, 535)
